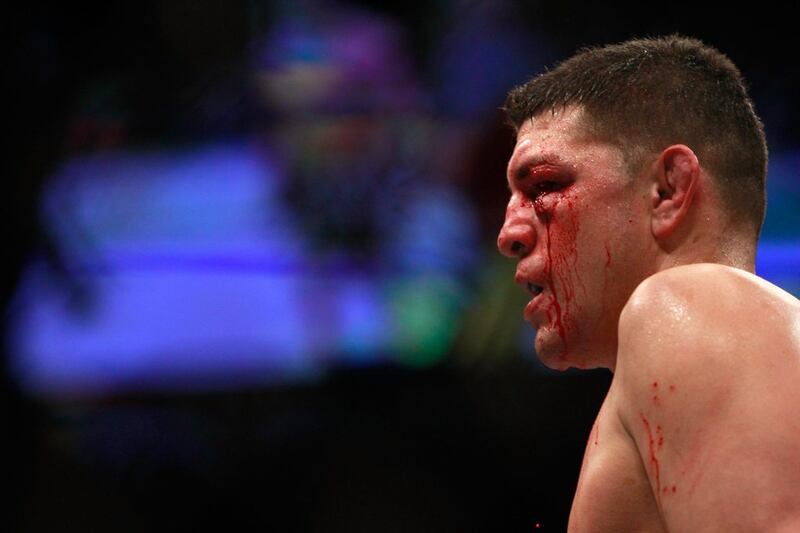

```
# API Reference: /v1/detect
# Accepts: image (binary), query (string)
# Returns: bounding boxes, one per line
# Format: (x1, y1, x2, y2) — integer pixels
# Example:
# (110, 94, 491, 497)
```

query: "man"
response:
(497, 35, 800, 532)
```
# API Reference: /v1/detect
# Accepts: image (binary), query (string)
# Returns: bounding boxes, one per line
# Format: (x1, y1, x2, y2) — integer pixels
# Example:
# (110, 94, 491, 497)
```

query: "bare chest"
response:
(568, 400, 667, 533)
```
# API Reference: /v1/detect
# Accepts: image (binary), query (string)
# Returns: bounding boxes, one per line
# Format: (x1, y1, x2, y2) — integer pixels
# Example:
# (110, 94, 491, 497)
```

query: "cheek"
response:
(533, 194, 557, 224)
(538, 193, 582, 258)
(540, 193, 585, 301)
(536, 192, 587, 357)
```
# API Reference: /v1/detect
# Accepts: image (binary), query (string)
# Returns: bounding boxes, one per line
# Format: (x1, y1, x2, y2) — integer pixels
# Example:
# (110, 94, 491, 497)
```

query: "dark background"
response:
(5, 2, 799, 531)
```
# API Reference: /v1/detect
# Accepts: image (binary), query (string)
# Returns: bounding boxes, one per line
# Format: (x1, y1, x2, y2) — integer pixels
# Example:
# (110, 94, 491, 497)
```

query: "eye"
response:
(537, 181, 561, 193)
(532, 180, 567, 197)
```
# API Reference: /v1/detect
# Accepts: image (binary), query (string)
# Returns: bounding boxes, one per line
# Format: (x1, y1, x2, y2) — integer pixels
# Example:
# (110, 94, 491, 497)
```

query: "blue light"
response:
(756, 241, 800, 296)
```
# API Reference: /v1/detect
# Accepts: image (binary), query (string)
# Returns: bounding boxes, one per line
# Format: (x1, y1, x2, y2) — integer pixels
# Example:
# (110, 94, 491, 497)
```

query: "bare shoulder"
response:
(622, 263, 799, 324)
(613, 264, 800, 532)
(618, 263, 799, 368)
(615, 262, 800, 415)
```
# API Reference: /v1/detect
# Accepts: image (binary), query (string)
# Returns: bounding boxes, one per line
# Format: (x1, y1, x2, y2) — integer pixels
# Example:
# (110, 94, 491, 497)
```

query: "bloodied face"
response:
(498, 106, 653, 370)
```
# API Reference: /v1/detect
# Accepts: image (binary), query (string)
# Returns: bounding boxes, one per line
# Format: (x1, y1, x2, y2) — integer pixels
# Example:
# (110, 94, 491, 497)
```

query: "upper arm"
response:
(615, 267, 800, 532)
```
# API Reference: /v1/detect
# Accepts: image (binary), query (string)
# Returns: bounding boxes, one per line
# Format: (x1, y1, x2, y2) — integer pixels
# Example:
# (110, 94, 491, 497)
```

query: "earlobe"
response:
(650, 145, 699, 240)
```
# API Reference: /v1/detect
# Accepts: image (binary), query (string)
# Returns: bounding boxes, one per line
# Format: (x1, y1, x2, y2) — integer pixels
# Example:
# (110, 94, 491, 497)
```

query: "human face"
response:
(497, 107, 649, 371)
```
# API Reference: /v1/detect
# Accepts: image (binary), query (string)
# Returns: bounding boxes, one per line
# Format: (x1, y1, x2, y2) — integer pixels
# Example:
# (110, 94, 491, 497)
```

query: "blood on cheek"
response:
(534, 188, 582, 358)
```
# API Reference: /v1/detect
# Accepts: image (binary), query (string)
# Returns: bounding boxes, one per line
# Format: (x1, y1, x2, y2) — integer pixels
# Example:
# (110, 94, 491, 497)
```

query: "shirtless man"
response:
(497, 35, 800, 532)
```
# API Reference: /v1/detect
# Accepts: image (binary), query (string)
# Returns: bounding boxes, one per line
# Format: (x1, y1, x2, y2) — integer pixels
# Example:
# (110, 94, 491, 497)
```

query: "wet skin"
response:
(498, 108, 800, 531)
(498, 106, 651, 371)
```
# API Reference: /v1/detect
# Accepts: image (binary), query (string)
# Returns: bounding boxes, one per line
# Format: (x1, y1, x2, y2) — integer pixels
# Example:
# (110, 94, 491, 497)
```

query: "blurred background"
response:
(5, 1, 799, 531)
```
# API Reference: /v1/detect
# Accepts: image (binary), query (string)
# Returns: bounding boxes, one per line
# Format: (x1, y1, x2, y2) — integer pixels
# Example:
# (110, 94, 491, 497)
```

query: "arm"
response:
(614, 266, 800, 532)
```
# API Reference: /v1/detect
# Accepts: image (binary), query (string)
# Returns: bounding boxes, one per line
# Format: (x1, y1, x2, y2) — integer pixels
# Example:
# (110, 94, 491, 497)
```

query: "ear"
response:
(649, 144, 700, 240)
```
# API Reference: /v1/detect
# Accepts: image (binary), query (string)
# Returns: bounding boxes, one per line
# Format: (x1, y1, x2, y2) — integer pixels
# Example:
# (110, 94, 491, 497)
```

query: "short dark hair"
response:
(503, 35, 768, 238)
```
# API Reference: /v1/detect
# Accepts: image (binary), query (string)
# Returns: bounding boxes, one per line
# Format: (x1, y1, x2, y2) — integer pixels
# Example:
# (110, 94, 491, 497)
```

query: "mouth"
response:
(515, 267, 547, 322)
(527, 282, 544, 297)
(523, 282, 547, 323)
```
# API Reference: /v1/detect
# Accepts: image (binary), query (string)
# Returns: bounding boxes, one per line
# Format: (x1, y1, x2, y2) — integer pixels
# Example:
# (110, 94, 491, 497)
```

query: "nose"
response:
(497, 216, 536, 258)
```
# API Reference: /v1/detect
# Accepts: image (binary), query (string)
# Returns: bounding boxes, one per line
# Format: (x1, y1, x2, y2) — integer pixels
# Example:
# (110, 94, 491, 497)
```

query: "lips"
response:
(515, 266, 546, 296)
(515, 266, 548, 322)
(522, 278, 548, 324)
(523, 289, 546, 323)
(527, 282, 544, 296)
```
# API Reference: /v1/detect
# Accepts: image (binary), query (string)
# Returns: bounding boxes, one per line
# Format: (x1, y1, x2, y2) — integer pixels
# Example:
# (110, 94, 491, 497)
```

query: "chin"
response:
(537, 356, 573, 372)
(534, 332, 572, 370)
(534, 330, 600, 371)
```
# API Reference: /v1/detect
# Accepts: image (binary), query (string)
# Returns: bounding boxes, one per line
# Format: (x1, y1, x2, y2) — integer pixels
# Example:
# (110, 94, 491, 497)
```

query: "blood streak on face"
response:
(595, 241, 614, 324)
(531, 172, 583, 361)
(501, 106, 645, 371)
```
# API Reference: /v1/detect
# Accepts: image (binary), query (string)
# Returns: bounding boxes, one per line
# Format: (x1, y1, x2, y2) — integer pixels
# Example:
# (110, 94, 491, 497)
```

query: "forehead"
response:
(507, 107, 625, 181)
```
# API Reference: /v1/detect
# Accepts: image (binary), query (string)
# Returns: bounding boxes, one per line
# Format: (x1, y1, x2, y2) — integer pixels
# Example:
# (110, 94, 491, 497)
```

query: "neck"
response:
(656, 232, 756, 274)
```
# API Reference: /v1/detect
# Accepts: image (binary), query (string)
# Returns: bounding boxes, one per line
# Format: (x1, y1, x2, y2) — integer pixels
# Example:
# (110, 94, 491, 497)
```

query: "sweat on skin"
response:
(498, 106, 800, 532)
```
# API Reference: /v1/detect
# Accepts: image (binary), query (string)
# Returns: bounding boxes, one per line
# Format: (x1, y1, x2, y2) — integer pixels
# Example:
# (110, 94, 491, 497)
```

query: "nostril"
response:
(498, 223, 535, 258)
